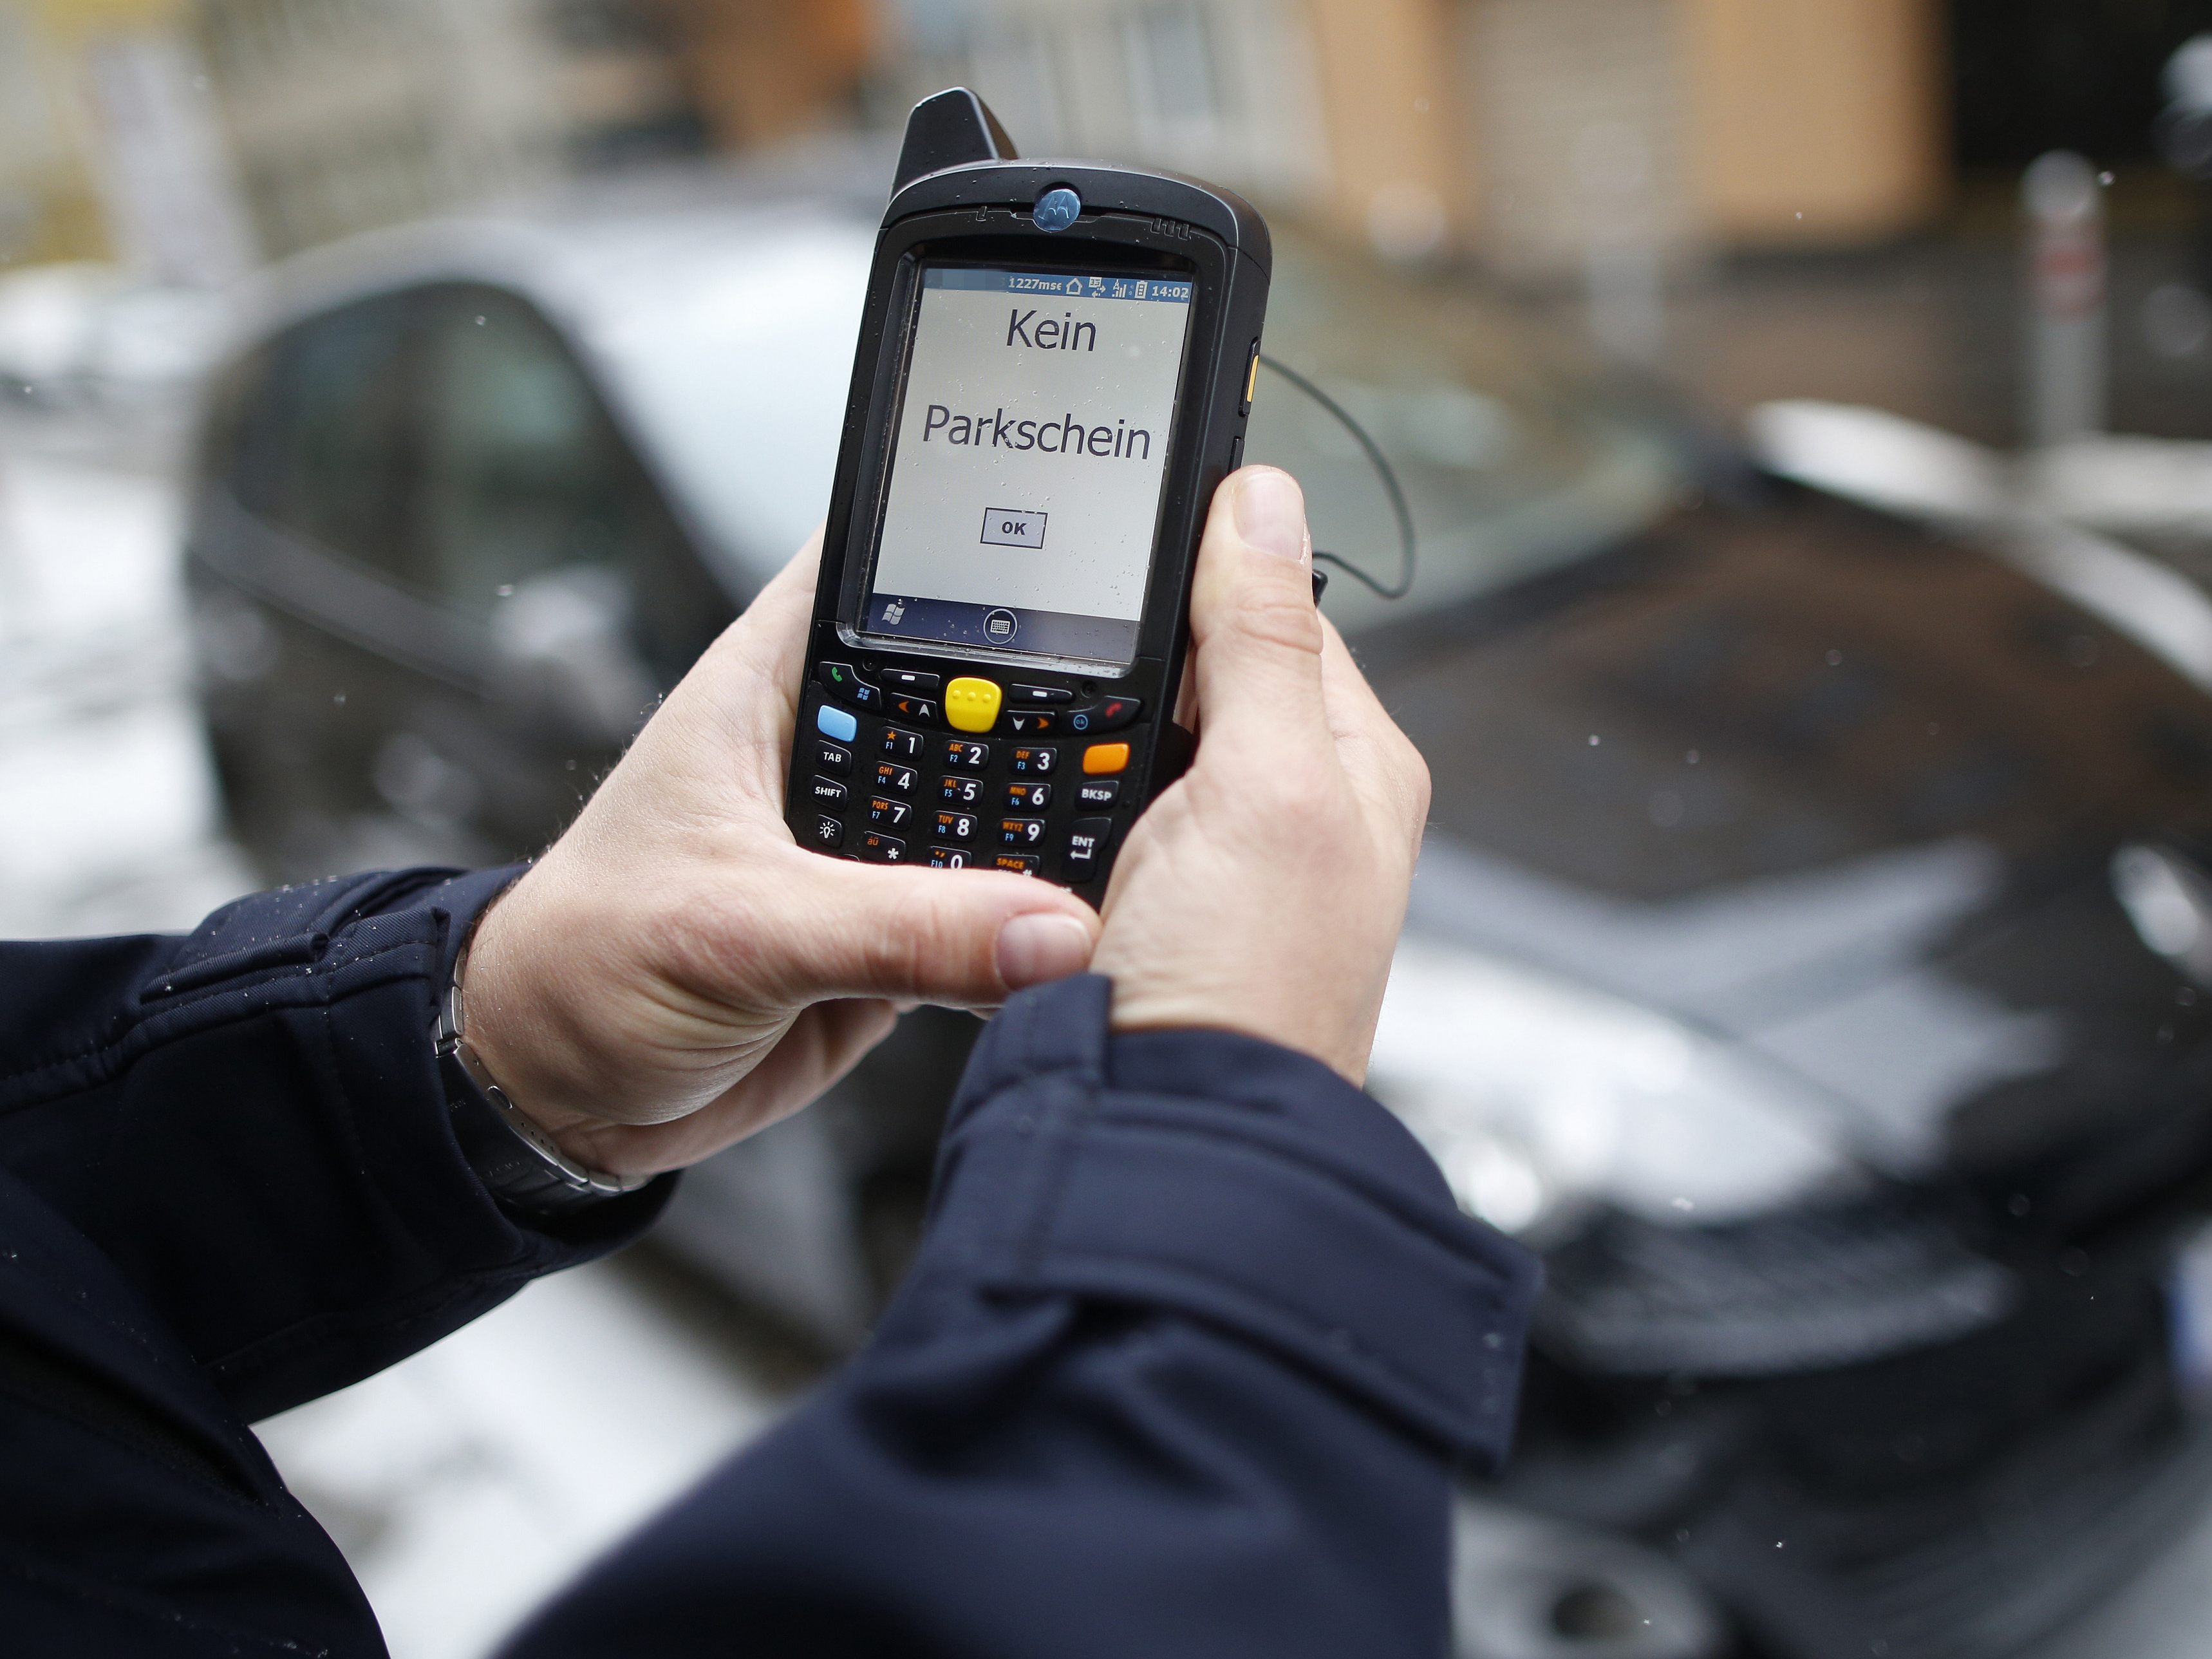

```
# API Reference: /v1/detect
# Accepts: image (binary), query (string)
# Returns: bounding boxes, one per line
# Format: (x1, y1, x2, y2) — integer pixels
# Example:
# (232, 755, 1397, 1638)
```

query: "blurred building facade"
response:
(0, 0, 885, 276)
(885, 0, 1336, 219)
(8, 0, 1956, 283)
(192, 0, 711, 259)
(0, 0, 254, 280)
(887, 0, 1951, 277)
(1465, 0, 1949, 277)
(646, 0, 877, 152)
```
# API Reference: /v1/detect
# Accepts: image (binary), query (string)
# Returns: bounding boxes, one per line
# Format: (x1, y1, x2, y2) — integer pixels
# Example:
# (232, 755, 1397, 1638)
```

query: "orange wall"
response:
(1304, 0, 1468, 249)
(653, 0, 880, 151)
(1682, 0, 1948, 245)
(1298, 0, 1945, 260)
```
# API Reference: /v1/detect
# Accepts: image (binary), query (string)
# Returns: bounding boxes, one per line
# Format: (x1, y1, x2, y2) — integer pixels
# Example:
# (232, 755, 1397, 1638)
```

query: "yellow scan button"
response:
(944, 677, 1002, 733)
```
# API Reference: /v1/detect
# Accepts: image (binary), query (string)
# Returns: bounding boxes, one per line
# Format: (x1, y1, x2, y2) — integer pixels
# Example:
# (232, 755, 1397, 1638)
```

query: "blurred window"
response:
(414, 285, 723, 677)
(229, 290, 421, 580)
(1127, 3, 1218, 124)
(416, 288, 607, 611)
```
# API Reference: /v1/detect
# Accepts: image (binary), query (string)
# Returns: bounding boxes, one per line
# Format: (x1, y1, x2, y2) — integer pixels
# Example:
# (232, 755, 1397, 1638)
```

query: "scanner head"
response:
(894, 88, 1019, 194)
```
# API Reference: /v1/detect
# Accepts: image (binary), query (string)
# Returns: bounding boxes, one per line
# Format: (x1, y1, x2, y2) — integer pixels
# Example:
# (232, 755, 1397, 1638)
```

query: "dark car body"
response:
(182, 160, 2212, 1659)
(1360, 485, 2212, 1658)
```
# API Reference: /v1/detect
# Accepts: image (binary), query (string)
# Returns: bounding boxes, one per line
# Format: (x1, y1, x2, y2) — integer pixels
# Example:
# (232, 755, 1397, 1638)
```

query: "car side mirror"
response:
(487, 565, 659, 748)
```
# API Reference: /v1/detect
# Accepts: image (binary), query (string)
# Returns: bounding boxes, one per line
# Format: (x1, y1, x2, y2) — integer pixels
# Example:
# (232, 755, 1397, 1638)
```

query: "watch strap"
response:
(434, 966, 651, 1215)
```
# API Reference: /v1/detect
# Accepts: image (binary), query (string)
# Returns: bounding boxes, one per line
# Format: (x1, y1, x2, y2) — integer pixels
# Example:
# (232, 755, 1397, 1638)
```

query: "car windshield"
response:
(1241, 232, 1692, 633)
(575, 209, 1691, 614)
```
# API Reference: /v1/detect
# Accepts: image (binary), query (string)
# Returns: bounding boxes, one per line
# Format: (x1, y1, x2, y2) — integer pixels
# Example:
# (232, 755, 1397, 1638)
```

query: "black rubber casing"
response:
(785, 155, 1272, 904)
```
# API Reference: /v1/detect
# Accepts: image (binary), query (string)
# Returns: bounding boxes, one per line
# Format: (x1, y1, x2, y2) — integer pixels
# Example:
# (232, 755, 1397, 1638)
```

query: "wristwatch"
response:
(433, 951, 651, 1215)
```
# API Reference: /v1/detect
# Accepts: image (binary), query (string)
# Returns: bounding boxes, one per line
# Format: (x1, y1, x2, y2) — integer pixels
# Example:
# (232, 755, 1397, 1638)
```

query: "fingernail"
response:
(1234, 467, 1308, 564)
(996, 912, 1094, 990)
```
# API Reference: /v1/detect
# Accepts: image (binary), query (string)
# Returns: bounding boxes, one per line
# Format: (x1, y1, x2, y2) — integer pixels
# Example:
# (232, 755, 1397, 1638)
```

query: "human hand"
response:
(458, 534, 1101, 1177)
(1089, 467, 1430, 1083)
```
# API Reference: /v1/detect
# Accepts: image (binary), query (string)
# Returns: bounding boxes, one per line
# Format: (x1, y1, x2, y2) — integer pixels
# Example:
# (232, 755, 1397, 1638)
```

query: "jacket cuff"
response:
(145, 865, 670, 1254)
(926, 975, 1541, 1467)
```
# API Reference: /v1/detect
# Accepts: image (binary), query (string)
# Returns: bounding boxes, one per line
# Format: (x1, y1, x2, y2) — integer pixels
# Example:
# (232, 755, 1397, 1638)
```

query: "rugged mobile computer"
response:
(785, 88, 1271, 901)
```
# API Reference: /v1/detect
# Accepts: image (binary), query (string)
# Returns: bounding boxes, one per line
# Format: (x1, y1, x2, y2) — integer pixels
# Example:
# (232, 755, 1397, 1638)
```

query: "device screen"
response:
(859, 264, 1194, 668)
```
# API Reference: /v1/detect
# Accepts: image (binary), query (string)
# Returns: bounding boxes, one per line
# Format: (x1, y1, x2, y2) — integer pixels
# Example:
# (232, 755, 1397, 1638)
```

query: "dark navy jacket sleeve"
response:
(505, 974, 1540, 1659)
(0, 866, 670, 1423)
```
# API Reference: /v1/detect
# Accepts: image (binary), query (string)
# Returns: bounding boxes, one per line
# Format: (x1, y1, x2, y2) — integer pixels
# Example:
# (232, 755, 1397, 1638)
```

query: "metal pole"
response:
(1577, 121, 1665, 366)
(2023, 150, 2107, 446)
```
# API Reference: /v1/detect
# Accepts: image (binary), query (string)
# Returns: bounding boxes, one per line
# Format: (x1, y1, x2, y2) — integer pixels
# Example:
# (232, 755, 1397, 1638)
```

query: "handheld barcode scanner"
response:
(785, 88, 1271, 901)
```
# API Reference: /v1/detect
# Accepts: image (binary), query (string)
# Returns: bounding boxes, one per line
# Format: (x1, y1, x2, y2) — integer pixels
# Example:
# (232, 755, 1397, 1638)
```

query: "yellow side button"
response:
(944, 677, 1002, 733)
(1082, 742, 1130, 775)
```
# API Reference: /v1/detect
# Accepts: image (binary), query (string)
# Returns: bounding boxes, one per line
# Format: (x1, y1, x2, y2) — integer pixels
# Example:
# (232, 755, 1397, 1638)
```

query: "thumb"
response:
(1189, 467, 1326, 747)
(769, 859, 1100, 1007)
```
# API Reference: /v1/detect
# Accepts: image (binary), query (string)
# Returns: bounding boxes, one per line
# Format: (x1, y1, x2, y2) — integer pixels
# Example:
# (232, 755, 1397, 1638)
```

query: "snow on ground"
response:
(258, 1261, 782, 1659)
(0, 438, 255, 934)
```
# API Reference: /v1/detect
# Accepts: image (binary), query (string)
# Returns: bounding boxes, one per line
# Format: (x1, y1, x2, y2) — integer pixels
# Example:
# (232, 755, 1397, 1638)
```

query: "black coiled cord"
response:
(1256, 354, 1416, 600)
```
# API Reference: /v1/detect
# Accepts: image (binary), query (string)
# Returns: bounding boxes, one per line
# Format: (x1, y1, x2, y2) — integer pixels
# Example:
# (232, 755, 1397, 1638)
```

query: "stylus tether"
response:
(1256, 354, 1418, 603)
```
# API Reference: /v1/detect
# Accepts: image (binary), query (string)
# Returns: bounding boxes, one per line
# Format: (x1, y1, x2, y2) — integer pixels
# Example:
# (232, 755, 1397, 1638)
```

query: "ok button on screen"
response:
(982, 509, 1046, 548)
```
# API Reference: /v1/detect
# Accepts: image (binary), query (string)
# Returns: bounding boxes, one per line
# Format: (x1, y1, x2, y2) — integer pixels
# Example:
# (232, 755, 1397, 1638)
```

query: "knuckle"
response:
(1399, 740, 1433, 819)
(656, 886, 737, 974)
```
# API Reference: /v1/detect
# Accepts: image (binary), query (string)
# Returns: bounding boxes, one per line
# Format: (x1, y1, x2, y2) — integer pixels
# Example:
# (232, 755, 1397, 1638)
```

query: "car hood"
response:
(1371, 483, 2212, 1208)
